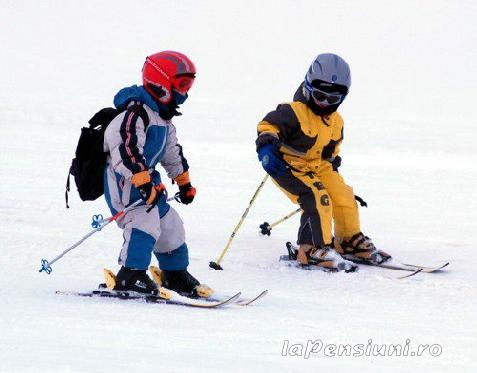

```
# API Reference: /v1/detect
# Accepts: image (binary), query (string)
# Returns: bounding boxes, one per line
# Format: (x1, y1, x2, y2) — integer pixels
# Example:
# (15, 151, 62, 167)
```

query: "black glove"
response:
(330, 155, 342, 172)
(178, 183, 196, 204)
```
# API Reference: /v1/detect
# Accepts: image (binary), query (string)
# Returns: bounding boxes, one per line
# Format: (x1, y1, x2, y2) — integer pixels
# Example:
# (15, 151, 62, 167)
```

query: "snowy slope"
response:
(1, 0, 476, 372)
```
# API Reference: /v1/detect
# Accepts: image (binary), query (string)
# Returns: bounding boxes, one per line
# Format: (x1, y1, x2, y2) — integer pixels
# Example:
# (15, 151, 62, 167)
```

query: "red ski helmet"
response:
(142, 51, 196, 104)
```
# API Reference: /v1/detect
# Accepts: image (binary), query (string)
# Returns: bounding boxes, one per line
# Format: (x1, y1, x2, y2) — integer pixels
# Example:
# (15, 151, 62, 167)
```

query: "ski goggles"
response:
(311, 87, 345, 105)
(173, 75, 195, 94)
(306, 79, 348, 105)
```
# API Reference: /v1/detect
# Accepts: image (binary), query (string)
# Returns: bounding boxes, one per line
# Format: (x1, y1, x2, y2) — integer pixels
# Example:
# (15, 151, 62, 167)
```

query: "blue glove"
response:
(258, 144, 288, 177)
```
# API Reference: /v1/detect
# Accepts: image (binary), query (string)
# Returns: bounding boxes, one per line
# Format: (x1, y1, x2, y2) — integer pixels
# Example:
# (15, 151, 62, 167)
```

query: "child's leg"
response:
(317, 162, 360, 240)
(272, 169, 333, 246)
(118, 206, 161, 270)
(153, 207, 189, 271)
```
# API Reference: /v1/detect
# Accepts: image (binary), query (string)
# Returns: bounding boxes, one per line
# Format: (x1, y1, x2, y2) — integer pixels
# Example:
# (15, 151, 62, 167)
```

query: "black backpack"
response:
(65, 104, 148, 208)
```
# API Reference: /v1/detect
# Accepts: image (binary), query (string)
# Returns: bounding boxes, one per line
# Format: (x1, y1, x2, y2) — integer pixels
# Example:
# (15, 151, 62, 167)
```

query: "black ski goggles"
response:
(311, 88, 344, 105)
(307, 79, 348, 105)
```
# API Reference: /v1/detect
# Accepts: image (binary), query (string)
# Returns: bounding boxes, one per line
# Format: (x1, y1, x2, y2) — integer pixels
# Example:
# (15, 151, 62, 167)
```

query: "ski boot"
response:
(105, 266, 159, 295)
(334, 232, 392, 265)
(149, 266, 213, 298)
(290, 243, 358, 272)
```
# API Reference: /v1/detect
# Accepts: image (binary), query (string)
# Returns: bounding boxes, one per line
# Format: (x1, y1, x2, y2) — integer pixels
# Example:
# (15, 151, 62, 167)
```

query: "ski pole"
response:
(167, 192, 181, 203)
(209, 174, 269, 270)
(259, 207, 302, 236)
(39, 199, 143, 274)
(258, 194, 368, 236)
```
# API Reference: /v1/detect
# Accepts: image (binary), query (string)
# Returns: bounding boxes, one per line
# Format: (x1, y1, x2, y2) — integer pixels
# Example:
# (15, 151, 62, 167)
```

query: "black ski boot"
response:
(114, 266, 158, 295)
(161, 269, 205, 297)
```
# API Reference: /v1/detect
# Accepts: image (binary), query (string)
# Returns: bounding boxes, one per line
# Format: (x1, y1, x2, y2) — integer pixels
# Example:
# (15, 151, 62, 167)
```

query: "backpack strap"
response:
(65, 165, 71, 208)
(126, 102, 150, 128)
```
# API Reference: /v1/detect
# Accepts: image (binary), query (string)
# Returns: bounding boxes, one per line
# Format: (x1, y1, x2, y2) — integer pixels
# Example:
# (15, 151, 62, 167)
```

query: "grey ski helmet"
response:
(303, 53, 351, 103)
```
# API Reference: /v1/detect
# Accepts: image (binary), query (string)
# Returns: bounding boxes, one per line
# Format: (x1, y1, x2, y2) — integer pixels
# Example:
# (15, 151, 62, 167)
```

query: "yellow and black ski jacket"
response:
(257, 86, 343, 174)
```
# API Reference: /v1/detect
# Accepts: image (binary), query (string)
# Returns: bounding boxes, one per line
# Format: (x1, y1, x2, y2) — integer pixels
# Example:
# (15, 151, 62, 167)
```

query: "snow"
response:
(1, 0, 476, 372)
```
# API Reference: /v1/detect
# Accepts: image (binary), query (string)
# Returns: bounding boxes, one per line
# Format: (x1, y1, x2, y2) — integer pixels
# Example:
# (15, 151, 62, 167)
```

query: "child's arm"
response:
(160, 123, 189, 181)
(160, 124, 196, 204)
(105, 108, 148, 180)
(322, 113, 344, 171)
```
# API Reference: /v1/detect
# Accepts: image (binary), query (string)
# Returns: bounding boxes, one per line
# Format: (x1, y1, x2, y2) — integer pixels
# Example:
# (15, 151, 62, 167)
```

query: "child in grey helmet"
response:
(256, 53, 391, 271)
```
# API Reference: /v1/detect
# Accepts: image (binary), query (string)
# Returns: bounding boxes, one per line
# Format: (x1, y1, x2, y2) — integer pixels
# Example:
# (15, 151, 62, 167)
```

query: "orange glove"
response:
(131, 171, 166, 211)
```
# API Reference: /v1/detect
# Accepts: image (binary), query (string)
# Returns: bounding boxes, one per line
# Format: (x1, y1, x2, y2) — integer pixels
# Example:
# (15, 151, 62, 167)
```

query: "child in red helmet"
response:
(103, 51, 211, 297)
